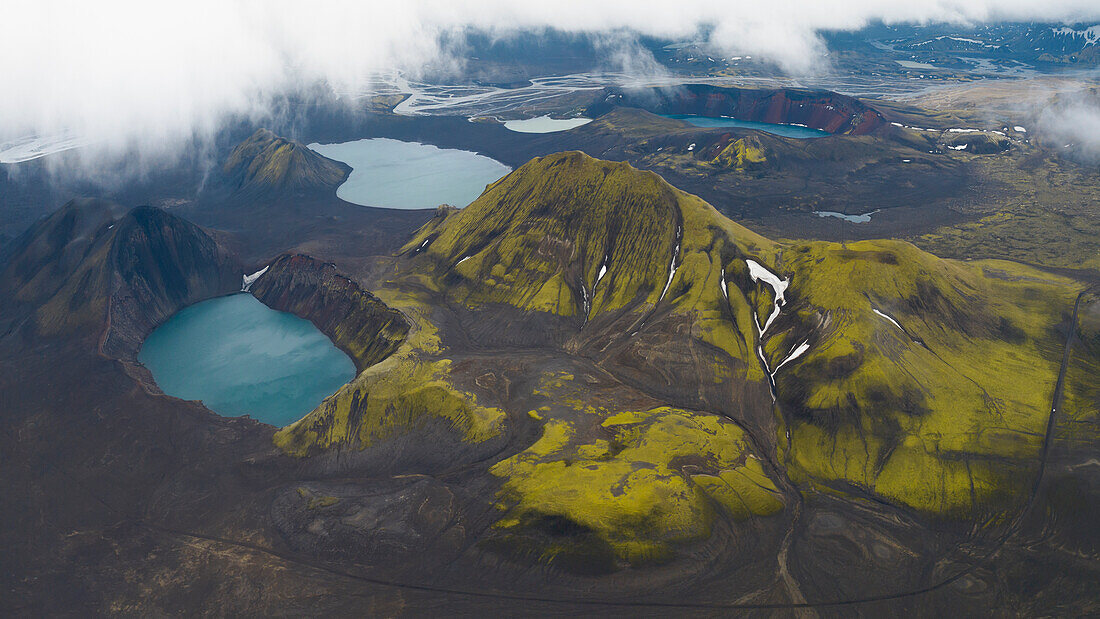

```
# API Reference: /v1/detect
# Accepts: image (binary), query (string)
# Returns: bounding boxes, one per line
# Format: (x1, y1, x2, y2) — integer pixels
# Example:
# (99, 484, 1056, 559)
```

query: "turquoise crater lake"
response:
(308, 138, 511, 209)
(659, 114, 829, 138)
(139, 294, 355, 427)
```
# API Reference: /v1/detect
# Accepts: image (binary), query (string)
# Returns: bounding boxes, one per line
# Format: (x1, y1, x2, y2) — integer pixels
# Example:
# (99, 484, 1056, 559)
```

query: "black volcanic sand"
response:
(1, 167, 1098, 614)
(2, 92, 1099, 614)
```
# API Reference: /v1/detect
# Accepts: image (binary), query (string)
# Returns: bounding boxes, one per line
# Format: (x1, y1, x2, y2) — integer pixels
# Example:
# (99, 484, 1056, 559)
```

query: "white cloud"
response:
(1037, 94, 1100, 162)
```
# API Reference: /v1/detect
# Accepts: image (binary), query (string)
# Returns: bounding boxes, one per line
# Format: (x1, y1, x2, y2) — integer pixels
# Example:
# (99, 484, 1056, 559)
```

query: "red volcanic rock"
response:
(607, 85, 888, 135)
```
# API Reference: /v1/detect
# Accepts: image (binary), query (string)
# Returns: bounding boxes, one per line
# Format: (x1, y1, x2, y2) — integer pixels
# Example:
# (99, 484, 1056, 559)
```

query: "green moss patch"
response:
(489, 407, 783, 567)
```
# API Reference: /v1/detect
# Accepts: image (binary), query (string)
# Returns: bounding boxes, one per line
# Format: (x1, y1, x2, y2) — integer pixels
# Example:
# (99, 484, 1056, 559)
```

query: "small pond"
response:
(813, 210, 879, 223)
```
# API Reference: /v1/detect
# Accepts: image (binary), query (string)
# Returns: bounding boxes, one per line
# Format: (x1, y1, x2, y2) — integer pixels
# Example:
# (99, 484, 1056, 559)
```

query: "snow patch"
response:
(1053, 26, 1100, 44)
(774, 340, 810, 373)
(872, 307, 903, 331)
(658, 227, 682, 303)
(746, 259, 788, 336)
(745, 260, 787, 302)
(241, 266, 269, 292)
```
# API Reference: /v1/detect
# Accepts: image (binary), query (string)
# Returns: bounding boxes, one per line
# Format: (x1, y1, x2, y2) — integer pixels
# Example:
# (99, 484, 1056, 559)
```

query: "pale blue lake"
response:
(308, 138, 510, 209)
(139, 294, 355, 426)
(503, 116, 592, 133)
(659, 114, 829, 138)
(814, 209, 879, 223)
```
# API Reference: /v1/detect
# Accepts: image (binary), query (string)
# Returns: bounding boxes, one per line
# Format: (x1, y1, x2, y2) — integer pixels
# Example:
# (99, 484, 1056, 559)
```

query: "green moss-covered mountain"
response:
(3, 140, 1096, 612)
(273, 151, 1088, 569)
(223, 128, 349, 196)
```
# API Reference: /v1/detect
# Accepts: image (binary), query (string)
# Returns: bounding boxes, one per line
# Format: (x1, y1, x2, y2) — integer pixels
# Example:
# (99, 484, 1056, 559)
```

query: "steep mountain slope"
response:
(405, 151, 771, 320)
(0, 198, 128, 312)
(0, 200, 240, 357)
(249, 254, 409, 372)
(275, 152, 1086, 571)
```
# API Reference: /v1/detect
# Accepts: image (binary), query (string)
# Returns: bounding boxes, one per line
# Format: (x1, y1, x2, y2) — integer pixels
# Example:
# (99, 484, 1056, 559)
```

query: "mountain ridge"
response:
(0, 199, 240, 359)
(222, 128, 349, 197)
(277, 151, 1087, 548)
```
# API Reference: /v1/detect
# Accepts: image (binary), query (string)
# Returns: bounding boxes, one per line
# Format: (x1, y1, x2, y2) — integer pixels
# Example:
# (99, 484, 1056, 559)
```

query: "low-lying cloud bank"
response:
(3, 0, 1100, 172)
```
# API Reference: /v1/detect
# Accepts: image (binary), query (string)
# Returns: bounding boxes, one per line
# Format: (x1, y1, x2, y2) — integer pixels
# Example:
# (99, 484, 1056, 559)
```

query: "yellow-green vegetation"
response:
(663, 189, 777, 377)
(271, 246, 477, 455)
(308, 496, 339, 509)
(489, 406, 783, 568)
(274, 352, 505, 456)
(911, 152, 1100, 275)
(297, 487, 340, 510)
(277, 150, 1088, 531)
(915, 210, 1100, 273)
(580, 107, 687, 140)
(364, 93, 410, 114)
(401, 151, 781, 370)
(1061, 292, 1100, 444)
(325, 291, 408, 369)
(773, 240, 1083, 515)
(403, 151, 684, 316)
(711, 136, 768, 170)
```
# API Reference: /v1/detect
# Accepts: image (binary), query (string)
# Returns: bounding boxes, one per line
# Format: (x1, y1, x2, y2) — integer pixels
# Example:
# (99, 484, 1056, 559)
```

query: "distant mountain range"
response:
(861, 22, 1100, 66)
